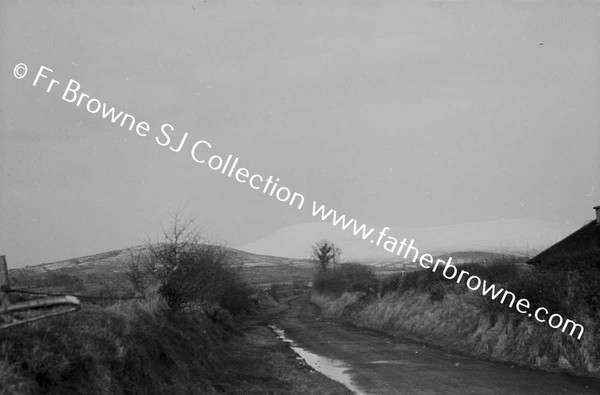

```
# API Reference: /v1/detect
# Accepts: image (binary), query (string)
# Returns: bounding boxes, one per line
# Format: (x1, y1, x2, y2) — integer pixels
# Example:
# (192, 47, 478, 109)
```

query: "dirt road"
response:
(272, 295, 600, 395)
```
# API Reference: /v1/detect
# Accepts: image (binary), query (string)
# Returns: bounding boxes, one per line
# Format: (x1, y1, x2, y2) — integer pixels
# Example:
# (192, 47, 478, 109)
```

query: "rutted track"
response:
(272, 295, 600, 394)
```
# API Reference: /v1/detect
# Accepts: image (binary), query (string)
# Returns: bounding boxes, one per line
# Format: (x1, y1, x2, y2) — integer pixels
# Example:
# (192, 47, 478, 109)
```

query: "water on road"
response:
(272, 296, 600, 394)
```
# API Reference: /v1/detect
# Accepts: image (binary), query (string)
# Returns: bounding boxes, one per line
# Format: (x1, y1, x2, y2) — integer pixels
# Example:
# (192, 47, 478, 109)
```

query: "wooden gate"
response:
(0, 256, 81, 330)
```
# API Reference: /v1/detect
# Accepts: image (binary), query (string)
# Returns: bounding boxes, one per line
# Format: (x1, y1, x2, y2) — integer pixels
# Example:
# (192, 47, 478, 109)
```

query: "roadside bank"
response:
(310, 290, 600, 379)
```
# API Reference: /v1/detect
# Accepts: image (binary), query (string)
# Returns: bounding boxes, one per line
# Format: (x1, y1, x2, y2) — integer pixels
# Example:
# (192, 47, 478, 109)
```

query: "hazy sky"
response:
(1, 0, 599, 268)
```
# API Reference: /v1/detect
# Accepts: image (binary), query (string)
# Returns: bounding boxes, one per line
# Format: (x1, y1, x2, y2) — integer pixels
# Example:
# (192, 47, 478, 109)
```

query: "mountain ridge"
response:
(239, 219, 579, 261)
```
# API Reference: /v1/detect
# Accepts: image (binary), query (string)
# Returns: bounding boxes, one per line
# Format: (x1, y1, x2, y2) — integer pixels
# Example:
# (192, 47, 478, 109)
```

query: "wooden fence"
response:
(0, 255, 81, 330)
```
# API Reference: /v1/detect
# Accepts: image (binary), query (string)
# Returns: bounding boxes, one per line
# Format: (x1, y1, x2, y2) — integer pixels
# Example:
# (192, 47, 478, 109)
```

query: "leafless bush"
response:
(311, 240, 341, 271)
(126, 251, 153, 293)
(126, 214, 250, 313)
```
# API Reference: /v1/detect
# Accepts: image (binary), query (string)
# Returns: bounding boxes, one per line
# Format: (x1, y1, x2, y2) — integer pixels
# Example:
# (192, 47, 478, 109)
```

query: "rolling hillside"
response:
(10, 246, 315, 292)
(239, 219, 579, 262)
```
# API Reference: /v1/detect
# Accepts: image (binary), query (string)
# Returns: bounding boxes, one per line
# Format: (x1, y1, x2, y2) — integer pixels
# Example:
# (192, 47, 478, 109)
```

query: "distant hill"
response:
(9, 218, 577, 292)
(10, 246, 313, 291)
(433, 251, 524, 264)
(19, 246, 302, 273)
(239, 219, 579, 262)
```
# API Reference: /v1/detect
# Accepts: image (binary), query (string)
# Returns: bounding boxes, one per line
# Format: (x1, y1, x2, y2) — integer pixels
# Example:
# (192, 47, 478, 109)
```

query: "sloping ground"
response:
(0, 294, 351, 394)
(9, 246, 314, 291)
(434, 250, 523, 263)
(16, 245, 148, 277)
(23, 246, 302, 273)
(8, 245, 524, 295)
(311, 291, 600, 379)
(0, 299, 231, 394)
(276, 295, 600, 394)
(239, 219, 578, 261)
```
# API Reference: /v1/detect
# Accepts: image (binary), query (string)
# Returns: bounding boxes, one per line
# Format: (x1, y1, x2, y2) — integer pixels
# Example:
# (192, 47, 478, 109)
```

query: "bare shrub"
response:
(126, 214, 250, 314)
(311, 240, 341, 271)
(314, 263, 377, 296)
(126, 251, 152, 293)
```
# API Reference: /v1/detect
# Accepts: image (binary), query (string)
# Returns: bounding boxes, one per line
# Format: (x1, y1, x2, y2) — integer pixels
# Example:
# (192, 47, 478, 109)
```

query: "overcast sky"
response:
(1, 0, 599, 268)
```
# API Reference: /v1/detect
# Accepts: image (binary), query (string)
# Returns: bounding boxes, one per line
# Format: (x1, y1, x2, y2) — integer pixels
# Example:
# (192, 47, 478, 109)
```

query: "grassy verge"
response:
(1, 291, 353, 394)
(0, 295, 233, 394)
(221, 322, 352, 395)
(310, 253, 600, 378)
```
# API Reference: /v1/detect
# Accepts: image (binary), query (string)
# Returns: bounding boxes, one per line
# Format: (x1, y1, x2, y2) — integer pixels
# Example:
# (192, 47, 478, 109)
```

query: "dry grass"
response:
(311, 292, 365, 319)
(0, 293, 232, 394)
(312, 289, 600, 378)
(310, 250, 600, 378)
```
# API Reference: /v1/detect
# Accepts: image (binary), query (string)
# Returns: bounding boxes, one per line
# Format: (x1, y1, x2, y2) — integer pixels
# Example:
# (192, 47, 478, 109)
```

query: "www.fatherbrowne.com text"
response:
(19, 63, 585, 340)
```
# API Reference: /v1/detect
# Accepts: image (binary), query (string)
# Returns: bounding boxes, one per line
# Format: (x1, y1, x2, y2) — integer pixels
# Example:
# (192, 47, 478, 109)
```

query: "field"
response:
(9, 246, 317, 294)
(0, 246, 353, 394)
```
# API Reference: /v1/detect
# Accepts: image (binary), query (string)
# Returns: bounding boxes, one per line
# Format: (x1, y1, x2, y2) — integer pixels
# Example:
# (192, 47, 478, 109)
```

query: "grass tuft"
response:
(311, 251, 600, 377)
(0, 296, 231, 394)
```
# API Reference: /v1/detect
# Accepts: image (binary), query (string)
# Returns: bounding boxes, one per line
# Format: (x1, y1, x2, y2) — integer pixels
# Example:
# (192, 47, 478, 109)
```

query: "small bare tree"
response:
(311, 240, 341, 271)
(126, 251, 152, 293)
(126, 214, 241, 311)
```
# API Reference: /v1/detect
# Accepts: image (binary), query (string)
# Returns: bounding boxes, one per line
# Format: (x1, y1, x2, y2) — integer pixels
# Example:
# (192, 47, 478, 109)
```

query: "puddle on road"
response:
(370, 360, 410, 365)
(269, 325, 366, 395)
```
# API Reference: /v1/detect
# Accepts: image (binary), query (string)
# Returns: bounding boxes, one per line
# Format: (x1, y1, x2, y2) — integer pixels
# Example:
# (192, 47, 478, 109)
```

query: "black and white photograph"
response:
(1, 1, 600, 394)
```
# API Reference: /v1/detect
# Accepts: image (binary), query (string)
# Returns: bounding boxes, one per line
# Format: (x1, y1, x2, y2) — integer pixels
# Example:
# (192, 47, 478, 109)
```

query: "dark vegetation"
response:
(18, 272, 85, 293)
(126, 215, 253, 315)
(380, 250, 600, 318)
(311, 249, 600, 377)
(0, 301, 233, 394)
(310, 240, 341, 271)
(314, 263, 378, 296)
(314, 249, 600, 325)
(381, 255, 521, 302)
(507, 249, 600, 317)
(0, 215, 259, 394)
(311, 240, 379, 296)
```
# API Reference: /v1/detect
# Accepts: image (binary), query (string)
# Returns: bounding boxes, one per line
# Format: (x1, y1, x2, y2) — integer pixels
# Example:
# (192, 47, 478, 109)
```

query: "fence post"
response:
(0, 256, 9, 308)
